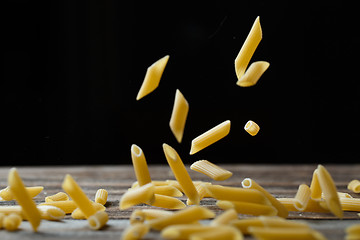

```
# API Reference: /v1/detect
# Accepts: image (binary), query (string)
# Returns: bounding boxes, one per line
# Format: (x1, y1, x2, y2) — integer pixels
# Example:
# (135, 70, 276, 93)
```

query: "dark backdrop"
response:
(2, 1, 359, 165)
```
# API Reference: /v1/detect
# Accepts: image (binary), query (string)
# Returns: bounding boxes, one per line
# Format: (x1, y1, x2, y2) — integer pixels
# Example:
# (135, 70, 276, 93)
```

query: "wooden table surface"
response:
(0, 164, 359, 240)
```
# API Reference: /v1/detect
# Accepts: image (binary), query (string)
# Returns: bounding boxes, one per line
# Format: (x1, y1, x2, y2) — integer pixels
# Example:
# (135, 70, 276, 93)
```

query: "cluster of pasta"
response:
(0, 168, 109, 232)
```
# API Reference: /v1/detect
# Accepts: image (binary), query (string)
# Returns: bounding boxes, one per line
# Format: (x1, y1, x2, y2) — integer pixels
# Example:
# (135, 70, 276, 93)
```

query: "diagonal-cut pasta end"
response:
(237, 61, 270, 87)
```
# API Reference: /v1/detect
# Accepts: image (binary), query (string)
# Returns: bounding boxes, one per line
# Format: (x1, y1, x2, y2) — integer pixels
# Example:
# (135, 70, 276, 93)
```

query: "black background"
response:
(2, 1, 359, 166)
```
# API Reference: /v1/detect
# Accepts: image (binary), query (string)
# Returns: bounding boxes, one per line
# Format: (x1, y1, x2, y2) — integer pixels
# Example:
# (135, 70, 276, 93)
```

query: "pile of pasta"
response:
(0, 168, 109, 231)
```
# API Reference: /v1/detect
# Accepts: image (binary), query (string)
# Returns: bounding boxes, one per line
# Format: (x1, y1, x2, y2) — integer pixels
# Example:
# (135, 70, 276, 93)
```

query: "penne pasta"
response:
(277, 198, 329, 213)
(150, 194, 186, 209)
(131, 180, 170, 189)
(45, 192, 69, 202)
(0, 186, 44, 201)
(205, 184, 270, 205)
(62, 174, 97, 219)
(190, 120, 231, 155)
(8, 168, 41, 232)
(189, 225, 243, 240)
(348, 180, 360, 193)
(310, 169, 322, 200)
(316, 165, 343, 218)
(131, 144, 152, 186)
(136, 55, 169, 100)
(294, 184, 311, 211)
(236, 61, 270, 87)
(276, 198, 298, 212)
(3, 213, 22, 231)
(163, 144, 200, 205)
(161, 224, 218, 240)
(248, 226, 327, 240)
(339, 198, 360, 211)
(95, 189, 108, 205)
(190, 160, 232, 181)
(119, 183, 155, 210)
(88, 211, 109, 230)
(259, 216, 310, 229)
(210, 209, 238, 226)
(71, 202, 106, 219)
(241, 178, 288, 218)
(121, 223, 150, 240)
(39, 200, 77, 214)
(154, 185, 183, 197)
(186, 183, 210, 205)
(244, 120, 260, 136)
(216, 200, 278, 216)
(169, 89, 189, 143)
(148, 206, 215, 231)
(37, 205, 65, 221)
(235, 16, 262, 80)
(130, 209, 174, 225)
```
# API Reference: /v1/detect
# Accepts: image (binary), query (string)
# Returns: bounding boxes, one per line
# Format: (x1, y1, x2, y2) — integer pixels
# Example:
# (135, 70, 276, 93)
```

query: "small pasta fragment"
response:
(190, 160, 232, 181)
(244, 120, 260, 136)
(241, 178, 288, 218)
(119, 183, 155, 210)
(148, 206, 215, 231)
(136, 55, 169, 100)
(45, 192, 69, 202)
(189, 225, 243, 240)
(190, 120, 231, 155)
(72, 202, 106, 219)
(348, 180, 360, 193)
(169, 89, 189, 143)
(39, 200, 77, 214)
(88, 211, 109, 230)
(161, 224, 218, 240)
(3, 213, 22, 231)
(131, 144, 152, 186)
(236, 61, 270, 87)
(248, 227, 327, 240)
(62, 174, 97, 219)
(0, 186, 44, 201)
(216, 200, 278, 216)
(316, 165, 343, 218)
(151, 194, 186, 209)
(95, 189, 108, 205)
(122, 223, 150, 240)
(163, 144, 200, 205)
(294, 184, 311, 211)
(210, 209, 238, 226)
(8, 168, 41, 232)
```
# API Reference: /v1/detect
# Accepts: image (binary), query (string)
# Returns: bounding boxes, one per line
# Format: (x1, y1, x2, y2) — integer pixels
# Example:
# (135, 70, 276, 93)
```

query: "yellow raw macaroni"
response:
(205, 184, 270, 205)
(154, 185, 183, 197)
(62, 174, 97, 219)
(8, 168, 41, 232)
(37, 205, 65, 221)
(186, 183, 210, 205)
(122, 223, 150, 240)
(136, 55, 169, 100)
(71, 202, 106, 219)
(0, 186, 44, 201)
(169, 89, 189, 143)
(119, 183, 155, 210)
(316, 165, 343, 218)
(294, 184, 311, 211)
(95, 189, 108, 205)
(161, 224, 218, 240)
(241, 178, 288, 218)
(237, 61, 270, 87)
(88, 211, 109, 230)
(0, 206, 23, 217)
(190, 160, 233, 181)
(189, 225, 243, 240)
(190, 120, 231, 155)
(131, 144, 152, 186)
(45, 192, 69, 202)
(244, 120, 260, 136)
(162, 144, 200, 205)
(248, 226, 327, 240)
(210, 209, 238, 226)
(130, 209, 174, 225)
(148, 206, 215, 231)
(310, 169, 322, 200)
(348, 180, 360, 193)
(39, 200, 77, 214)
(339, 198, 360, 211)
(150, 194, 186, 209)
(277, 198, 329, 213)
(234, 16, 262, 80)
(3, 213, 22, 231)
(216, 200, 278, 216)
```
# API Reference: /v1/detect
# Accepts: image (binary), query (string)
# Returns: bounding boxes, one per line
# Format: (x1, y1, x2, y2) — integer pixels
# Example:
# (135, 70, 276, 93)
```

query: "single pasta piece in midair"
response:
(190, 160, 232, 181)
(237, 61, 270, 87)
(130, 144, 152, 186)
(169, 89, 189, 143)
(244, 120, 260, 136)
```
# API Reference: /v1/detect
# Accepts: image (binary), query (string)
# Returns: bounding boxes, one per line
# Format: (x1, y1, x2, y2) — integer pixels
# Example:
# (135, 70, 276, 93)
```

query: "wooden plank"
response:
(0, 164, 359, 239)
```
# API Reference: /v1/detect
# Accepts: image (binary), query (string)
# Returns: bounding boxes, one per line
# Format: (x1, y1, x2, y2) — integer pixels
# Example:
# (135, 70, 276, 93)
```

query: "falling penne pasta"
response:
(190, 120, 231, 155)
(119, 183, 155, 210)
(150, 194, 186, 209)
(45, 192, 69, 202)
(210, 209, 238, 226)
(190, 160, 232, 181)
(95, 189, 108, 205)
(244, 120, 260, 136)
(216, 200, 278, 216)
(294, 184, 311, 211)
(162, 144, 200, 205)
(310, 169, 322, 200)
(8, 168, 41, 232)
(169, 89, 189, 143)
(348, 180, 360, 193)
(0, 186, 44, 201)
(237, 61, 270, 87)
(88, 211, 108, 230)
(131, 144, 152, 186)
(136, 55, 169, 100)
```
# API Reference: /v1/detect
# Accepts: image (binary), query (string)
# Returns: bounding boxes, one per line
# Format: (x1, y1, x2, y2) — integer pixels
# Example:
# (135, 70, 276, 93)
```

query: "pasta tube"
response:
(3, 213, 22, 231)
(163, 144, 200, 205)
(88, 211, 109, 230)
(189, 226, 243, 240)
(190, 160, 233, 181)
(348, 180, 360, 193)
(154, 185, 183, 197)
(169, 89, 189, 143)
(37, 205, 66, 221)
(122, 223, 150, 240)
(39, 200, 77, 214)
(210, 209, 238, 226)
(248, 227, 327, 240)
(151, 194, 186, 209)
(237, 61, 270, 87)
(294, 184, 311, 211)
(119, 183, 155, 210)
(8, 168, 41, 232)
(45, 192, 69, 202)
(310, 169, 322, 200)
(190, 120, 231, 155)
(216, 200, 278, 216)
(130, 209, 174, 225)
(161, 224, 218, 240)
(0, 186, 44, 201)
(241, 178, 288, 218)
(136, 55, 169, 100)
(148, 206, 215, 231)
(71, 202, 106, 219)
(316, 165, 343, 218)
(62, 174, 96, 219)
(235, 16, 262, 80)
(95, 189, 108, 205)
(244, 120, 260, 136)
(339, 198, 360, 211)
(131, 144, 152, 186)
(205, 184, 270, 205)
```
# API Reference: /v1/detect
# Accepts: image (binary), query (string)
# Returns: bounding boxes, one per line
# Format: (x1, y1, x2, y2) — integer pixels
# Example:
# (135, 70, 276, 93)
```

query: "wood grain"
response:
(0, 164, 359, 239)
